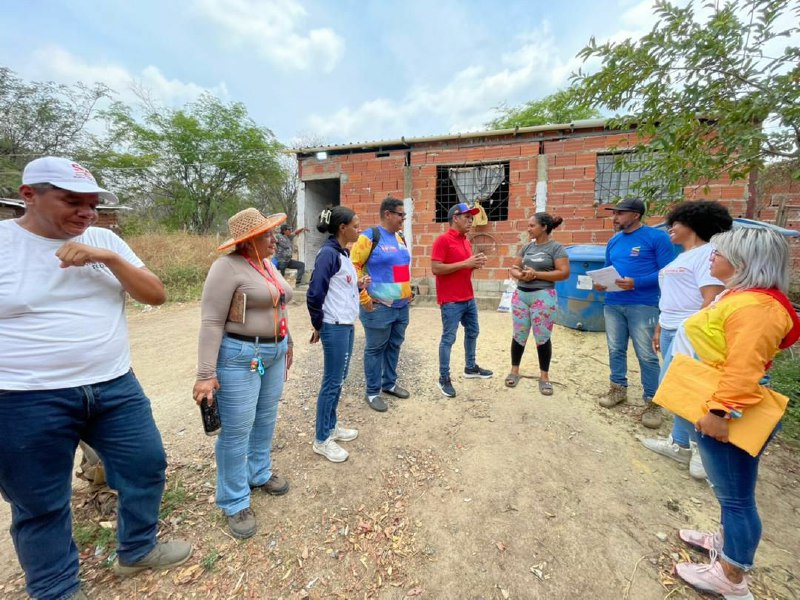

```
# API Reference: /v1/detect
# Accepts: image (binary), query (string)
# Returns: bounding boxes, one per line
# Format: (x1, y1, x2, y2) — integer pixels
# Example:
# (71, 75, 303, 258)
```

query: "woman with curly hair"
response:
(505, 212, 570, 395)
(641, 201, 732, 476)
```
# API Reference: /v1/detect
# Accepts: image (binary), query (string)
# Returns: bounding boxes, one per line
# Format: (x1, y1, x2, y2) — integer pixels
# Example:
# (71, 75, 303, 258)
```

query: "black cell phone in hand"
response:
(200, 396, 221, 436)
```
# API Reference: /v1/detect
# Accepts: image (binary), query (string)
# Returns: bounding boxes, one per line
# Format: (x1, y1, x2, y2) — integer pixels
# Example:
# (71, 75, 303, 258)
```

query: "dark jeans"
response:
(315, 323, 354, 442)
(0, 371, 166, 600)
(278, 259, 305, 285)
(696, 427, 779, 570)
(359, 303, 409, 395)
(439, 299, 480, 378)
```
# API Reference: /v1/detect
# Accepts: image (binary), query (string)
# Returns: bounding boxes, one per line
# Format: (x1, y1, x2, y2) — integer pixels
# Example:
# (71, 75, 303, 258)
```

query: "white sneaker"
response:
(313, 437, 349, 463)
(640, 435, 691, 465)
(332, 424, 359, 442)
(689, 441, 707, 480)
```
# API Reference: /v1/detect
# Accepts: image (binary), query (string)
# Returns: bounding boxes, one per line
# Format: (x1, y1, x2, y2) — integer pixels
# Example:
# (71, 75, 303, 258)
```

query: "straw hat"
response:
(217, 209, 287, 251)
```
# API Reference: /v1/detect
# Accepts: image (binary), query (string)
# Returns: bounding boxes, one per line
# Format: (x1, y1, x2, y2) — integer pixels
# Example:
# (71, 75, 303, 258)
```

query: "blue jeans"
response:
(0, 371, 166, 600)
(215, 335, 286, 516)
(439, 299, 480, 378)
(659, 327, 695, 447)
(359, 304, 409, 395)
(604, 304, 660, 399)
(696, 429, 778, 570)
(315, 323, 354, 442)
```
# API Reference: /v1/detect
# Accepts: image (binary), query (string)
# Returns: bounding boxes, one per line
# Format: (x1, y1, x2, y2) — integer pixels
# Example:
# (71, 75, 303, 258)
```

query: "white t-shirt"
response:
(0, 221, 144, 390)
(657, 243, 723, 329)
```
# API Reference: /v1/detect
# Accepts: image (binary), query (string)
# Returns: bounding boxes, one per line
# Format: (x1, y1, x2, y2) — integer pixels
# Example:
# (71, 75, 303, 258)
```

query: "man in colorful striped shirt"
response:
(351, 197, 413, 412)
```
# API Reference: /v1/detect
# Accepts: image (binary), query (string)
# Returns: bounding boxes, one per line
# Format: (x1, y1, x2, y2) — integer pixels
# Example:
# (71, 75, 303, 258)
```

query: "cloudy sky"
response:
(3, 0, 667, 147)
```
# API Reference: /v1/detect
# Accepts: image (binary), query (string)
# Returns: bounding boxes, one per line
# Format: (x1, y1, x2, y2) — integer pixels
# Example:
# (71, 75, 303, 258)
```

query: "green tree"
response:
(248, 154, 300, 225)
(0, 67, 112, 196)
(572, 0, 800, 201)
(487, 87, 601, 129)
(94, 94, 285, 233)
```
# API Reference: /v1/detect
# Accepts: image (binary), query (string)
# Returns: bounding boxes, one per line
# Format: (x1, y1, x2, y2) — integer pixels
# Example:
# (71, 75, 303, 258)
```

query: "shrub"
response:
(771, 350, 800, 442)
(127, 233, 219, 302)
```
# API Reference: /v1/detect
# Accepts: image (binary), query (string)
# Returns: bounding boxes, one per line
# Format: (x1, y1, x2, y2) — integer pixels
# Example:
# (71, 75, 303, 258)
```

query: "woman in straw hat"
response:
(306, 206, 370, 463)
(193, 208, 293, 539)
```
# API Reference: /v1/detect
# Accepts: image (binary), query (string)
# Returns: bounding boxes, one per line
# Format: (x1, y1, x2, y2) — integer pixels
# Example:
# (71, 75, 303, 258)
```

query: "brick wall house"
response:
(755, 166, 800, 286)
(295, 120, 794, 295)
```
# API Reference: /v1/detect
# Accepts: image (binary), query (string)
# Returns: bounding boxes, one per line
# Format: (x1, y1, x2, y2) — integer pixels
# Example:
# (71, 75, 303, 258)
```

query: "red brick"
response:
(549, 180, 573, 193)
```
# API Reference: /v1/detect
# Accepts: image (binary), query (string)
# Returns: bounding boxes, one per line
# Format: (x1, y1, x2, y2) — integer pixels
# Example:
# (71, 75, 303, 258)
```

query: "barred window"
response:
(435, 162, 509, 223)
(595, 152, 671, 204)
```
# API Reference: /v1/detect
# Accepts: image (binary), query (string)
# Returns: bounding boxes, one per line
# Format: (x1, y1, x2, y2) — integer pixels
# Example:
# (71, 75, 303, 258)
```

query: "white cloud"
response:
(29, 45, 228, 107)
(305, 29, 564, 142)
(196, 0, 344, 72)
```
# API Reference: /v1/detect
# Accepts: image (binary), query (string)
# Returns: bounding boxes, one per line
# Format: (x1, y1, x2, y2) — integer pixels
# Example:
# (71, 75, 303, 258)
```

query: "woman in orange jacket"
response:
(668, 228, 800, 600)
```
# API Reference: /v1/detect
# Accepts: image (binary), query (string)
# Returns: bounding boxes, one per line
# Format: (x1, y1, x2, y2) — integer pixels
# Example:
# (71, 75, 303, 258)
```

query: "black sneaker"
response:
(365, 394, 388, 412)
(438, 376, 456, 397)
(464, 365, 493, 379)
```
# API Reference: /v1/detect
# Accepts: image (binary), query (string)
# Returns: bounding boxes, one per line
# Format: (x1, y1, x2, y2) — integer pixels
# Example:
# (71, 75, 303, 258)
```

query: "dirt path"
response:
(1, 300, 799, 599)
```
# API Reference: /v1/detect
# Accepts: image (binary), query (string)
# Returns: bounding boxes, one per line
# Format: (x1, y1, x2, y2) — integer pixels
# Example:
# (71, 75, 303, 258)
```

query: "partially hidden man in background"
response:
(0, 157, 191, 600)
(275, 223, 307, 287)
(351, 197, 413, 412)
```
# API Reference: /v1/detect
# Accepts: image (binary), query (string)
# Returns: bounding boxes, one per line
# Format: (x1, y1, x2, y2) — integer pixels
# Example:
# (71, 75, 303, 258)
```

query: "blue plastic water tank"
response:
(555, 245, 607, 332)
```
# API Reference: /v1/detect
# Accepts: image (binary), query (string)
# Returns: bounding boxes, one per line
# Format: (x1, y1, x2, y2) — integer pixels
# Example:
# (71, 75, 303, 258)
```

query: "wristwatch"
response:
(709, 408, 728, 418)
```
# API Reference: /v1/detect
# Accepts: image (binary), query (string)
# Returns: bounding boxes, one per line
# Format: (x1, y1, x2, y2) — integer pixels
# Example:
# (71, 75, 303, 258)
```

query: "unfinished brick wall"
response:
(298, 127, 761, 295)
(756, 169, 800, 293)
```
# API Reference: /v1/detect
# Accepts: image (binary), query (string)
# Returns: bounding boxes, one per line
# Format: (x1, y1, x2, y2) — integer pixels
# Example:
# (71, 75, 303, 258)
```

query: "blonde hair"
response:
(711, 228, 790, 293)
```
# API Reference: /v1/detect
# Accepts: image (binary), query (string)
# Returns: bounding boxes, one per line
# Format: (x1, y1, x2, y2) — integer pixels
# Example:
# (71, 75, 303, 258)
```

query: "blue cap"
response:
(448, 202, 481, 219)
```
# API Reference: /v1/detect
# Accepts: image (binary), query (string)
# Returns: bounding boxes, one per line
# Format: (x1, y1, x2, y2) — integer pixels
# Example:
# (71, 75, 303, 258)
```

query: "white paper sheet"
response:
(576, 275, 594, 290)
(586, 266, 624, 291)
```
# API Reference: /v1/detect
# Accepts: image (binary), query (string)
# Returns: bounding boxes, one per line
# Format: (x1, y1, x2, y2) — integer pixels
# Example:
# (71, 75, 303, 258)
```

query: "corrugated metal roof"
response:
(293, 118, 609, 155)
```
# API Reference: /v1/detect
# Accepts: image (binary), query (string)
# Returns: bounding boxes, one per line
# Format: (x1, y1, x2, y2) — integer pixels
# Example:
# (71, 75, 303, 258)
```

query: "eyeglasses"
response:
(388, 210, 406, 218)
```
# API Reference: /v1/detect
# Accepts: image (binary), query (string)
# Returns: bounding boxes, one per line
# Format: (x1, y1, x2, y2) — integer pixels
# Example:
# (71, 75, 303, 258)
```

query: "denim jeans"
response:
(359, 304, 409, 395)
(658, 327, 695, 447)
(0, 371, 166, 600)
(439, 299, 480, 378)
(315, 323, 354, 442)
(696, 429, 778, 570)
(215, 335, 287, 516)
(604, 304, 660, 399)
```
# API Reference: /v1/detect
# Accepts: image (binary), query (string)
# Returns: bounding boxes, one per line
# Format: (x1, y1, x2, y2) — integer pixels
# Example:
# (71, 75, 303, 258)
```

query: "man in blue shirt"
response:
(595, 197, 674, 428)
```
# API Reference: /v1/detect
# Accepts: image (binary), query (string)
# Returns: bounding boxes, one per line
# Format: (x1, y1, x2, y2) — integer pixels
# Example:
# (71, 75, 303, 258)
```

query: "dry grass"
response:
(127, 233, 221, 302)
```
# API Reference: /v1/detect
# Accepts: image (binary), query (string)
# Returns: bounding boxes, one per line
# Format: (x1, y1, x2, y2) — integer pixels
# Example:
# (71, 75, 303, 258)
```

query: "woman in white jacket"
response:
(306, 206, 370, 463)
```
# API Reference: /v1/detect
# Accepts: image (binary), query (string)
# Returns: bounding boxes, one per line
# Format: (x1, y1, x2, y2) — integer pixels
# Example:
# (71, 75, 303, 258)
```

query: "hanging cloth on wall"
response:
(448, 164, 504, 206)
(472, 200, 489, 226)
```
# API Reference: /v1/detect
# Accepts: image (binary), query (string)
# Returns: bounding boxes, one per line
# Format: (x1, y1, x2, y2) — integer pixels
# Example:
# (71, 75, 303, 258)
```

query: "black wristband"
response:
(709, 409, 727, 418)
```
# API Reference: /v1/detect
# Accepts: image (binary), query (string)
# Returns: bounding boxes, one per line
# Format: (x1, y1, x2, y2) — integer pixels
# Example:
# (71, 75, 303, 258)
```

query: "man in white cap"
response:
(0, 157, 191, 600)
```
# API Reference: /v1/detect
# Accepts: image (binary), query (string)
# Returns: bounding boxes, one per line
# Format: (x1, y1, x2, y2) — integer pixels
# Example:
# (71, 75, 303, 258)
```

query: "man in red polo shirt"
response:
(431, 202, 494, 397)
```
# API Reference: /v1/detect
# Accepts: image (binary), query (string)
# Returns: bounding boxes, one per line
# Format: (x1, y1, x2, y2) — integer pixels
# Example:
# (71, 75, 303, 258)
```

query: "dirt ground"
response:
(1, 298, 799, 599)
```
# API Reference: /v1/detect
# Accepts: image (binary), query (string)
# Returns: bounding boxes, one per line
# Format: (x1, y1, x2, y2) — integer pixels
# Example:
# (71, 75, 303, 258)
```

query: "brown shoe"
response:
(227, 508, 257, 539)
(641, 402, 664, 429)
(599, 383, 627, 408)
(251, 474, 289, 496)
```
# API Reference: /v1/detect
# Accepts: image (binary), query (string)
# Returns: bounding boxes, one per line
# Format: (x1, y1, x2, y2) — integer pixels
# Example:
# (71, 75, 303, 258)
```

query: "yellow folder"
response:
(653, 353, 788, 457)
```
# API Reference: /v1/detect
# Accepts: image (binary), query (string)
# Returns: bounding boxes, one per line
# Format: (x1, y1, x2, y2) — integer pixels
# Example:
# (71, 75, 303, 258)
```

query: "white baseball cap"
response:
(22, 156, 119, 205)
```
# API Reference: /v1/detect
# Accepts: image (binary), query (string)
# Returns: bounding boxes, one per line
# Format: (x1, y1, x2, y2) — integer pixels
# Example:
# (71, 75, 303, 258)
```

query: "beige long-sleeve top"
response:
(197, 252, 293, 379)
